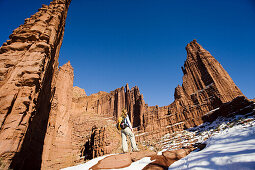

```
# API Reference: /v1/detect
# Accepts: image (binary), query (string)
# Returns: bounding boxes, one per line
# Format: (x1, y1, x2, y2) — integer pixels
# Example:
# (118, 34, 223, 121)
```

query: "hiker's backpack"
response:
(116, 116, 128, 130)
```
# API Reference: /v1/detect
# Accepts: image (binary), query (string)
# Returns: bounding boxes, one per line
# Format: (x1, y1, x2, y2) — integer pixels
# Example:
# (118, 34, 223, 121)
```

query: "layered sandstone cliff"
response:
(70, 85, 146, 161)
(72, 84, 145, 129)
(0, 0, 71, 169)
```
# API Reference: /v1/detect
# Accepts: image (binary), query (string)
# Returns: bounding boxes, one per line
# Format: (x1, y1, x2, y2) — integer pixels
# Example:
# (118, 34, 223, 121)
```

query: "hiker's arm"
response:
(126, 115, 133, 130)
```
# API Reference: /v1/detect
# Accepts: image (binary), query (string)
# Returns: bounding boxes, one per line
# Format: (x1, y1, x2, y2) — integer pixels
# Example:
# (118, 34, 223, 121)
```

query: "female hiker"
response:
(117, 108, 139, 153)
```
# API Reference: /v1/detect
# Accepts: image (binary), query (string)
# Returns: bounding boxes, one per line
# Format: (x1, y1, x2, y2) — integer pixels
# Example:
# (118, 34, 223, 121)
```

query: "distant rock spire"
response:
(125, 83, 130, 92)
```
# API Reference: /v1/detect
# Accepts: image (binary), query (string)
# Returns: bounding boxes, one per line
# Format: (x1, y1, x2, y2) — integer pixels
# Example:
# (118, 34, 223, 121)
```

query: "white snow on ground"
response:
(61, 154, 115, 170)
(111, 157, 154, 170)
(169, 117, 255, 170)
(62, 155, 153, 170)
(160, 113, 255, 152)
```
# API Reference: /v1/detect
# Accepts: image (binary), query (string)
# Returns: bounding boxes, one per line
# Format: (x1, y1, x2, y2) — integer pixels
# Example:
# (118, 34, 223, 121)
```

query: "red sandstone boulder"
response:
(91, 151, 156, 169)
(175, 149, 191, 159)
(162, 151, 177, 160)
(91, 154, 132, 169)
(144, 149, 193, 170)
(130, 151, 156, 162)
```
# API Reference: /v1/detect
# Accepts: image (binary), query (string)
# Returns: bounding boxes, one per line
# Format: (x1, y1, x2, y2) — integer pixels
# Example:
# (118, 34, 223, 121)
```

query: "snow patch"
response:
(61, 154, 115, 170)
(169, 119, 255, 170)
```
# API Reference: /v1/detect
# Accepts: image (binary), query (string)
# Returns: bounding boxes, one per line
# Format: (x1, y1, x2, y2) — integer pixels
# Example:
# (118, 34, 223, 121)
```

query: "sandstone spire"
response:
(0, 0, 71, 169)
(167, 39, 244, 130)
(182, 39, 243, 102)
(136, 40, 245, 143)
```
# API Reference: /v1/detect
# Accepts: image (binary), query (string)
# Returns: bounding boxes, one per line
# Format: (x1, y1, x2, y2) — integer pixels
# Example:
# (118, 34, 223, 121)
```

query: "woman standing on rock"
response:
(117, 108, 139, 153)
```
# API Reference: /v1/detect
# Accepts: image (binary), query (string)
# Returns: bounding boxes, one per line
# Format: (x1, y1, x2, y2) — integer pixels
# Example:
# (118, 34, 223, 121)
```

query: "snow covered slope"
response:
(169, 116, 255, 170)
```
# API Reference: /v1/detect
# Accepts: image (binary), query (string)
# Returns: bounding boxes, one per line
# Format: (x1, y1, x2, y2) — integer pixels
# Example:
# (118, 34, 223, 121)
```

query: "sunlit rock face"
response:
(0, 0, 71, 169)
(72, 84, 145, 128)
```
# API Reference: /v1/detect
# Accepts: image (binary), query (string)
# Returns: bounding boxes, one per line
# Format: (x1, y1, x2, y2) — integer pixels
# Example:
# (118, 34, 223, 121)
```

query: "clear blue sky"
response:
(0, 0, 254, 106)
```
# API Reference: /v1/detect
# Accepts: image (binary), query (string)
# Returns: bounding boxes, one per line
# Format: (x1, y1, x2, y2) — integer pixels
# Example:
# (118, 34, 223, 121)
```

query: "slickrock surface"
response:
(0, 0, 71, 169)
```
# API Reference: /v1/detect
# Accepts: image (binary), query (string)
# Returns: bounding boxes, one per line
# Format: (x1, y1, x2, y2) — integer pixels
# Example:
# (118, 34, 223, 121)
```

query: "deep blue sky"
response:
(0, 0, 254, 106)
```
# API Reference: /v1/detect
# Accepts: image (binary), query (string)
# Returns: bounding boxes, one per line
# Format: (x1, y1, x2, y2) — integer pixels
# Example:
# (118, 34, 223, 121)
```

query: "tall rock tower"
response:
(168, 39, 244, 129)
(136, 40, 245, 142)
(0, 0, 71, 169)
(182, 39, 243, 102)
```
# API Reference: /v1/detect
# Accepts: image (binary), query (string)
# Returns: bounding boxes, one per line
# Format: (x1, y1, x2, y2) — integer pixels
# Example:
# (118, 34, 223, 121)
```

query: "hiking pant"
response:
(121, 127, 138, 152)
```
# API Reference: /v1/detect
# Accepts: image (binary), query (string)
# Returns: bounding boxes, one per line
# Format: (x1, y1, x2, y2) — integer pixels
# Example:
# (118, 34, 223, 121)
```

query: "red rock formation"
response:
(70, 85, 146, 162)
(41, 62, 74, 170)
(143, 149, 193, 170)
(72, 84, 145, 129)
(70, 110, 121, 164)
(167, 40, 243, 127)
(65, 40, 246, 165)
(91, 151, 156, 169)
(136, 40, 244, 143)
(73, 86, 87, 101)
(0, 0, 247, 167)
(81, 125, 120, 160)
(71, 40, 245, 158)
(88, 149, 191, 170)
(202, 96, 255, 122)
(0, 0, 71, 169)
